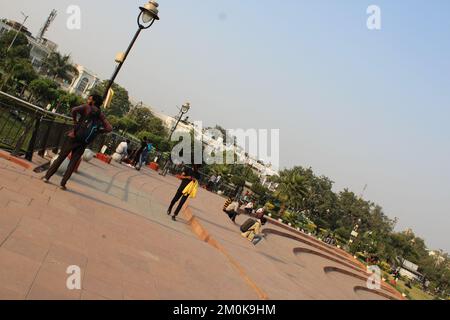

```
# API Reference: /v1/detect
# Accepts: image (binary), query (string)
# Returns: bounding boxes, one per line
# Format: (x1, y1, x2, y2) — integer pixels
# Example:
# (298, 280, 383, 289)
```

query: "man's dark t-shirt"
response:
(178, 166, 201, 191)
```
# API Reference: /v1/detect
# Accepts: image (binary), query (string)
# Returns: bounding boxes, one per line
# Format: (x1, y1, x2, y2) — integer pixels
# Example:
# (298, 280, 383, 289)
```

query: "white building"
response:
(0, 19, 56, 71)
(66, 64, 100, 98)
(133, 104, 280, 185)
(398, 259, 424, 282)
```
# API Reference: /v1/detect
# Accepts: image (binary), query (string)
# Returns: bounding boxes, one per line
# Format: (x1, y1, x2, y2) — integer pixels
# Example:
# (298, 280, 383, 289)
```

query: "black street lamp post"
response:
(102, 1, 160, 102)
(160, 102, 191, 176)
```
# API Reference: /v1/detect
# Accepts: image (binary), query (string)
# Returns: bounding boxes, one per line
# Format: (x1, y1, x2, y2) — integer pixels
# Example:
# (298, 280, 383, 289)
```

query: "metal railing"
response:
(0, 91, 139, 161)
(0, 91, 73, 160)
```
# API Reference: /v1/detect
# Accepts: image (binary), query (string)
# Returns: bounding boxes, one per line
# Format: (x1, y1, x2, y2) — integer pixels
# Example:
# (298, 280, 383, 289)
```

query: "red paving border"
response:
(0, 151, 32, 170)
(182, 206, 269, 300)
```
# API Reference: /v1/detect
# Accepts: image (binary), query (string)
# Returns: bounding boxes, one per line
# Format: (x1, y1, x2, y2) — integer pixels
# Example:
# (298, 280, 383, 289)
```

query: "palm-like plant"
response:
(272, 169, 309, 216)
(44, 52, 78, 82)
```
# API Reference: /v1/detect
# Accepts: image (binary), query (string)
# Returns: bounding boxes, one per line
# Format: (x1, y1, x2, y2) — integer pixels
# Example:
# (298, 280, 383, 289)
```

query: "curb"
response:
(0, 150, 32, 170)
(182, 206, 269, 300)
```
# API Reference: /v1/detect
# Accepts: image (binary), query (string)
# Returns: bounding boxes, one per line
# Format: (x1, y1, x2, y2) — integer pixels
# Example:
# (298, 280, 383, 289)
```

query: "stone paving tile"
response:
(0, 248, 41, 296)
(123, 280, 159, 300)
(26, 261, 83, 300)
(2, 228, 51, 263)
(0, 205, 23, 231)
(82, 275, 124, 300)
(80, 290, 108, 300)
(0, 286, 25, 300)
(0, 188, 32, 206)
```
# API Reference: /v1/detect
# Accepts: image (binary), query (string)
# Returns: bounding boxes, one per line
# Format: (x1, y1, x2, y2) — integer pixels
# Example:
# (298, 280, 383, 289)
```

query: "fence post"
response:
(38, 117, 54, 157)
(25, 114, 42, 161)
(11, 114, 34, 158)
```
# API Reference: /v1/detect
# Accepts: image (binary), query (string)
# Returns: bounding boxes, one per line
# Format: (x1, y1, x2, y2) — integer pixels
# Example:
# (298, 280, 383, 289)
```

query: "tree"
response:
(90, 81, 131, 117)
(56, 91, 84, 115)
(128, 106, 167, 137)
(28, 78, 59, 105)
(136, 131, 171, 152)
(271, 168, 309, 216)
(0, 30, 30, 59)
(0, 31, 36, 92)
(43, 51, 77, 82)
(116, 116, 138, 134)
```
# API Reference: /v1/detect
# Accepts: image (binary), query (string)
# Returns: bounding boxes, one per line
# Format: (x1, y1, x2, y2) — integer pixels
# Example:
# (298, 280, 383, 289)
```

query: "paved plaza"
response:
(0, 153, 403, 300)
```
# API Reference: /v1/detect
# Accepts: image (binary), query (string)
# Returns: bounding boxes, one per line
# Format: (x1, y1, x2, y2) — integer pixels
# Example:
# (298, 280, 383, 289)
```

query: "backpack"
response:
(75, 109, 102, 145)
(240, 218, 256, 233)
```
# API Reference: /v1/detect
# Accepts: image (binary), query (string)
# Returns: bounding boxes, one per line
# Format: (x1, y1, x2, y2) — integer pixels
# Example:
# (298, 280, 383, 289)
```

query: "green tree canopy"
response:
(28, 78, 59, 105)
(0, 30, 30, 59)
(128, 106, 167, 137)
(43, 51, 77, 82)
(0, 31, 35, 91)
(90, 81, 131, 117)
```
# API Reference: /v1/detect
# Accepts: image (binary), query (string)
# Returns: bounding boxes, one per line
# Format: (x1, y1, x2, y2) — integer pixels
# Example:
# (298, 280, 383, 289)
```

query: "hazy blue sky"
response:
(1, 0, 449, 251)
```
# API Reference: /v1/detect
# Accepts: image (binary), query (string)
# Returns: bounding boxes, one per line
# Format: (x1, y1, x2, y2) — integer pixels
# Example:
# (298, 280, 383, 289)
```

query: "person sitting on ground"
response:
(225, 199, 242, 223)
(223, 197, 233, 213)
(114, 139, 130, 163)
(207, 174, 217, 191)
(244, 201, 254, 214)
(255, 207, 266, 218)
(241, 215, 265, 246)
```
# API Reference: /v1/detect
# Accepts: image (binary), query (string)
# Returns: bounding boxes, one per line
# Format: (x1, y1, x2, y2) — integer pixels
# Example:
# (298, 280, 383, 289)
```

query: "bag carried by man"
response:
(240, 218, 256, 233)
(75, 110, 102, 145)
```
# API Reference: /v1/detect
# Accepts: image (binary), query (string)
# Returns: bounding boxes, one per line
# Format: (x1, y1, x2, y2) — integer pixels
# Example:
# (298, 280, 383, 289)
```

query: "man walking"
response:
(132, 137, 148, 167)
(42, 94, 112, 190)
(135, 139, 153, 171)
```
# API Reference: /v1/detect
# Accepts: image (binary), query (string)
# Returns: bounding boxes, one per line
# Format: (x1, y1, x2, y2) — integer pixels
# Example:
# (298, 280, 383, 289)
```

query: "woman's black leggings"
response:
(168, 188, 189, 216)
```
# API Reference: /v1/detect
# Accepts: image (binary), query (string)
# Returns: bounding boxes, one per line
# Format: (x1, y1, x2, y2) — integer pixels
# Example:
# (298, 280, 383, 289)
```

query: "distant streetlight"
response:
(168, 102, 191, 141)
(160, 102, 191, 176)
(7, 12, 29, 52)
(102, 1, 160, 102)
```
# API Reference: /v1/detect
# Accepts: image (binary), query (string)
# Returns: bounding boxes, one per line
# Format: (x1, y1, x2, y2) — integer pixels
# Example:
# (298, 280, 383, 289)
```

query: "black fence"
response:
(0, 91, 139, 161)
(0, 91, 73, 160)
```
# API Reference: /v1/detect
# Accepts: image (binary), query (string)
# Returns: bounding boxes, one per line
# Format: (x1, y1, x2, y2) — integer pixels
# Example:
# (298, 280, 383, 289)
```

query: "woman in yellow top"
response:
(167, 164, 201, 221)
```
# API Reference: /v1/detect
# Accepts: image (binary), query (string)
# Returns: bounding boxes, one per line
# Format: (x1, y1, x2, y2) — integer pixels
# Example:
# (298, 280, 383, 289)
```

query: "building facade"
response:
(66, 64, 100, 98)
(0, 19, 56, 71)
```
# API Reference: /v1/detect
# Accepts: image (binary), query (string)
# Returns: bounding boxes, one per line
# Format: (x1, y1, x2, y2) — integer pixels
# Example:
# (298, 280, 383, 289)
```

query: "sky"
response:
(1, 0, 449, 252)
